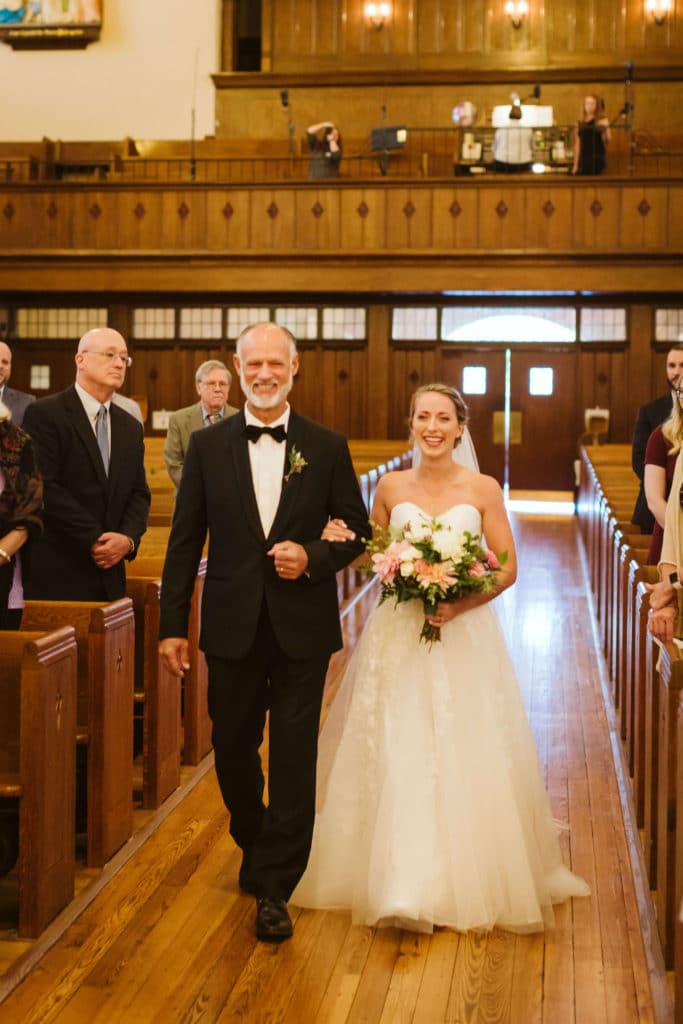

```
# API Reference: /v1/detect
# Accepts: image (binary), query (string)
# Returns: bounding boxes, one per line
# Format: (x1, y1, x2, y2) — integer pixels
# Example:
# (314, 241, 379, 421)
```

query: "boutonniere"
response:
(284, 445, 308, 483)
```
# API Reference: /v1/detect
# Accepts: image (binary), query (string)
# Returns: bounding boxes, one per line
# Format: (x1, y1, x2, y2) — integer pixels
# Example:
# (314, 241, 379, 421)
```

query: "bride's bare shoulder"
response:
(378, 467, 413, 490)
(470, 471, 505, 502)
(373, 468, 413, 504)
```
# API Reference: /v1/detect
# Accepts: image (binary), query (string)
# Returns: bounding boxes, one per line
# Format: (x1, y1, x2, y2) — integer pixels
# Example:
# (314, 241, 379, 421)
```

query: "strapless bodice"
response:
(390, 501, 481, 536)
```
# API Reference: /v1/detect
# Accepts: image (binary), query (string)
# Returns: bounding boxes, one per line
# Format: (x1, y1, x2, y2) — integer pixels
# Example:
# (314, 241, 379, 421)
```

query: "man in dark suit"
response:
(0, 341, 35, 427)
(22, 328, 150, 601)
(631, 346, 683, 532)
(159, 322, 369, 943)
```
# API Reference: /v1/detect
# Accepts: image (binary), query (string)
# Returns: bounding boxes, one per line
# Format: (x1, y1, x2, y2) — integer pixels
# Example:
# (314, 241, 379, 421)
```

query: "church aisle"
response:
(0, 514, 670, 1023)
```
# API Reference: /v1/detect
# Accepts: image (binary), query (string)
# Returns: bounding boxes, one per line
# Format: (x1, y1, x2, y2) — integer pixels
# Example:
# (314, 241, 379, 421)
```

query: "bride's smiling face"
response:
(412, 392, 464, 457)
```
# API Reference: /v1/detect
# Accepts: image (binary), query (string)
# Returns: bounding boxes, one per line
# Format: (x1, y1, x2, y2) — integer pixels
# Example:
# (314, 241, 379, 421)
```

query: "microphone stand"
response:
(190, 48, 198, 182)
(623, 64, 635, 175)
(287, 105, 295, 156)
(190, 106, 196, 182)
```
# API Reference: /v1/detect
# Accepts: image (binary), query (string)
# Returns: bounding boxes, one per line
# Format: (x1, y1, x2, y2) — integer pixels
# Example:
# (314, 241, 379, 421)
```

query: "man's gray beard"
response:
(240, 370, 293, 410)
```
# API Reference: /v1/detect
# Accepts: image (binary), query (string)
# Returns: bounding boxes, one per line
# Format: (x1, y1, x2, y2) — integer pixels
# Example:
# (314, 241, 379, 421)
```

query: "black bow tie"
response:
(244, 423, 287, 444)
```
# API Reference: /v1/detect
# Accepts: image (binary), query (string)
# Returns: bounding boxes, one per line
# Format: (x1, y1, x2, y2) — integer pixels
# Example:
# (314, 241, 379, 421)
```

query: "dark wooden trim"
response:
(212, 66, 683, 90)
(0, 256, 681, 297)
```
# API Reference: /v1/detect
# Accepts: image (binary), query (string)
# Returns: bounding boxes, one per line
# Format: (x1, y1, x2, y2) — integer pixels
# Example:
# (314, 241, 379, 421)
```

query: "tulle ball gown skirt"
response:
(293, 597, 589, 934)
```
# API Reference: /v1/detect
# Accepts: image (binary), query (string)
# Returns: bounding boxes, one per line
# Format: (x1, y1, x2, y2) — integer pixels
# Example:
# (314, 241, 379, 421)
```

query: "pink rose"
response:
(485, 550, 500, 570)
(468, 560, 487, 578)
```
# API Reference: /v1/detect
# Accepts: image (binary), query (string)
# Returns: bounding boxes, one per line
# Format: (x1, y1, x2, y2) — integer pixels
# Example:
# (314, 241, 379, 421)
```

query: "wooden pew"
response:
(21, 600, 135, 868)
(577, 443, 683, 1013)
(612, 531, 651, 720)
(628, 569, 659, 828)
(132, 556, 211, 766)
(125, 576, 182, 809)
(676, 692, 683, 1019)
(0, 627, 77, 937)
(652, 640, 683, 968)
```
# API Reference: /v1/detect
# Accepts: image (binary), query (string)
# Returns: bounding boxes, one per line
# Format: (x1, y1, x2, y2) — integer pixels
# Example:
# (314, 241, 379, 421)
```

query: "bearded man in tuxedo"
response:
(159, 322, 369, 942)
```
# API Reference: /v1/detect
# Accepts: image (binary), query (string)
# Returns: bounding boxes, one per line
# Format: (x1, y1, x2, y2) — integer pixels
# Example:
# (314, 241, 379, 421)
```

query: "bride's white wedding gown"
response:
(293, 502, 589, 933)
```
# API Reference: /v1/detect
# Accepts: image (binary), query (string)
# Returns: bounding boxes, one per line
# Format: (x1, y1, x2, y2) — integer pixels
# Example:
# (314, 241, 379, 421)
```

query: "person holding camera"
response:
(306, 121, 342, 180)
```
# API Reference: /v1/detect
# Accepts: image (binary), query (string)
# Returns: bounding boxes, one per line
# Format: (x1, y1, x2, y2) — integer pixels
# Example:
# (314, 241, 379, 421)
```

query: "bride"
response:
(293, 382, 589, 933)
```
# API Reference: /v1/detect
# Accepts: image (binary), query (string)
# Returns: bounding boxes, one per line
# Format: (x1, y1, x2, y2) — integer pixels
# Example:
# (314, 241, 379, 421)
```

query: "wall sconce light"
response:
(365, 2, 391, 30)
(645, 0, 671, 25)
(504, 0, 528, 29)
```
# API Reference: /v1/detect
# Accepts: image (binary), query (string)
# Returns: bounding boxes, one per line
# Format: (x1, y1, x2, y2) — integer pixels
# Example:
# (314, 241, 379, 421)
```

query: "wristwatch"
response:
(668, 571, 682, 592)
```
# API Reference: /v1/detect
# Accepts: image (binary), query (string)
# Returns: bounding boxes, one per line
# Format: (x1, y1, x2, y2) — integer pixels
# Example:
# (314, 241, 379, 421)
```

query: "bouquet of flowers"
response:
(366, 516, 507, 646)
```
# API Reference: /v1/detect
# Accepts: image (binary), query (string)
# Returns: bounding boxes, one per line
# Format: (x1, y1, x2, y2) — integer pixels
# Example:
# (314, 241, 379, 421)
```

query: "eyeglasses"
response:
(82, 349, 132, 368)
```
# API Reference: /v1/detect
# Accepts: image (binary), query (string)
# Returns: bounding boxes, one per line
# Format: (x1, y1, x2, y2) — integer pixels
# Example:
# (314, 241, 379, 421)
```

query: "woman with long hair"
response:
(572, 94, 611, 175)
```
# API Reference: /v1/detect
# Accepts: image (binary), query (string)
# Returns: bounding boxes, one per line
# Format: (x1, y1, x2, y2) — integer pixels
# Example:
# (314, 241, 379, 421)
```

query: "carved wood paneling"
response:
(249, 0, 683, 72)
(2, 181, 683, 261)
(619, 185, 669, 250)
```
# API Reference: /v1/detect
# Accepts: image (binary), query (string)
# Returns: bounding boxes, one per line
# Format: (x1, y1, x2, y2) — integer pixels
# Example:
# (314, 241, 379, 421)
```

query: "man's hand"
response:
(159, 638, 191, 676)
(268, 540, 309, 580)
(90, 532, 131, 569)
(649, 605, 677, 643)
(645, 578, 676, 611)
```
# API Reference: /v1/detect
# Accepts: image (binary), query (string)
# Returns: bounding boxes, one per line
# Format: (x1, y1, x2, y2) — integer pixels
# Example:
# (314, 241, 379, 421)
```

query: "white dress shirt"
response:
(245, 405, 290, 536)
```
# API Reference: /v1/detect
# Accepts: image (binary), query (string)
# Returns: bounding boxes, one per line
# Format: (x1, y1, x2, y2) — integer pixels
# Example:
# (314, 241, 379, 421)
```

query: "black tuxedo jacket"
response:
(160, 409, 370, 661)
(631, 392, 674, 531)
(22, 386, 150, 600)
(2, 385, 35, 428)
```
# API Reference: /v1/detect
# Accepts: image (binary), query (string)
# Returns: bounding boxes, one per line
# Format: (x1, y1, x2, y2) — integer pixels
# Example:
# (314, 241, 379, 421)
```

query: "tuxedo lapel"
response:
(64, 386, 109, 489)
(228, 411, 267, 544)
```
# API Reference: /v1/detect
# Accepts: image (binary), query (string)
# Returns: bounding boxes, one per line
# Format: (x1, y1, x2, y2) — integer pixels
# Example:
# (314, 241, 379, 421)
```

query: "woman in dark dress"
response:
(0, 400, 43, 629)
(572, 94, 611, 175)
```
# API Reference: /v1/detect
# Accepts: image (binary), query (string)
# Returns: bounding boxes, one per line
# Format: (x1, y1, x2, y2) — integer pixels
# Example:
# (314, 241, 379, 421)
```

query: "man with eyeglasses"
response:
(163, 359, 238, 489)
(631, 346, 683, 533)
(22, 327, 150, 601)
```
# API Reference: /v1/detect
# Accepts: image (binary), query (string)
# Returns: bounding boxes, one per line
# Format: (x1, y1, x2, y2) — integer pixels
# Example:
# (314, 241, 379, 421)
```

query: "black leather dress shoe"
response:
(255, 897, 293, 942)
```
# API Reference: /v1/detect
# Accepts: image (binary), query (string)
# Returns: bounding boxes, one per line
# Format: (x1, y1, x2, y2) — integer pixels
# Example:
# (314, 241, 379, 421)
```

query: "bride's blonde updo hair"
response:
(408, 383, 469, 448)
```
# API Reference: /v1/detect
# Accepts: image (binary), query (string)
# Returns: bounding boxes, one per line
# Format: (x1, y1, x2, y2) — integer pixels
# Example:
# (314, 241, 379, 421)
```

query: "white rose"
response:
(431, 528, 465, 561)
(398, 544, 420, 576)
(403, 521, 432, 543)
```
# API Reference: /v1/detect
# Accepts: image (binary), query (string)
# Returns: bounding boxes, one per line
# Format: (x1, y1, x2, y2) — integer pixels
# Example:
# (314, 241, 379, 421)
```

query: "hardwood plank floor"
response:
(0, 514, 674, 1023)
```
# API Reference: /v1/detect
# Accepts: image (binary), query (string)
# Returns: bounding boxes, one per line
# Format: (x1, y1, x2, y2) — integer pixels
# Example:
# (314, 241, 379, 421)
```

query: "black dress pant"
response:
(206, 603, 329, 901)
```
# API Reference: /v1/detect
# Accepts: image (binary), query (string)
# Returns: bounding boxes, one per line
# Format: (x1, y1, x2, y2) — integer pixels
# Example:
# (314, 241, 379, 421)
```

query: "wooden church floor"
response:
(0, 514, 674, 1023)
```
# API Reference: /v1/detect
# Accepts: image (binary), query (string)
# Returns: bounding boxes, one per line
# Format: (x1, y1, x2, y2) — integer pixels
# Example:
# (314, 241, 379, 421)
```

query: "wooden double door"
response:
(441, 346, 579, 492)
